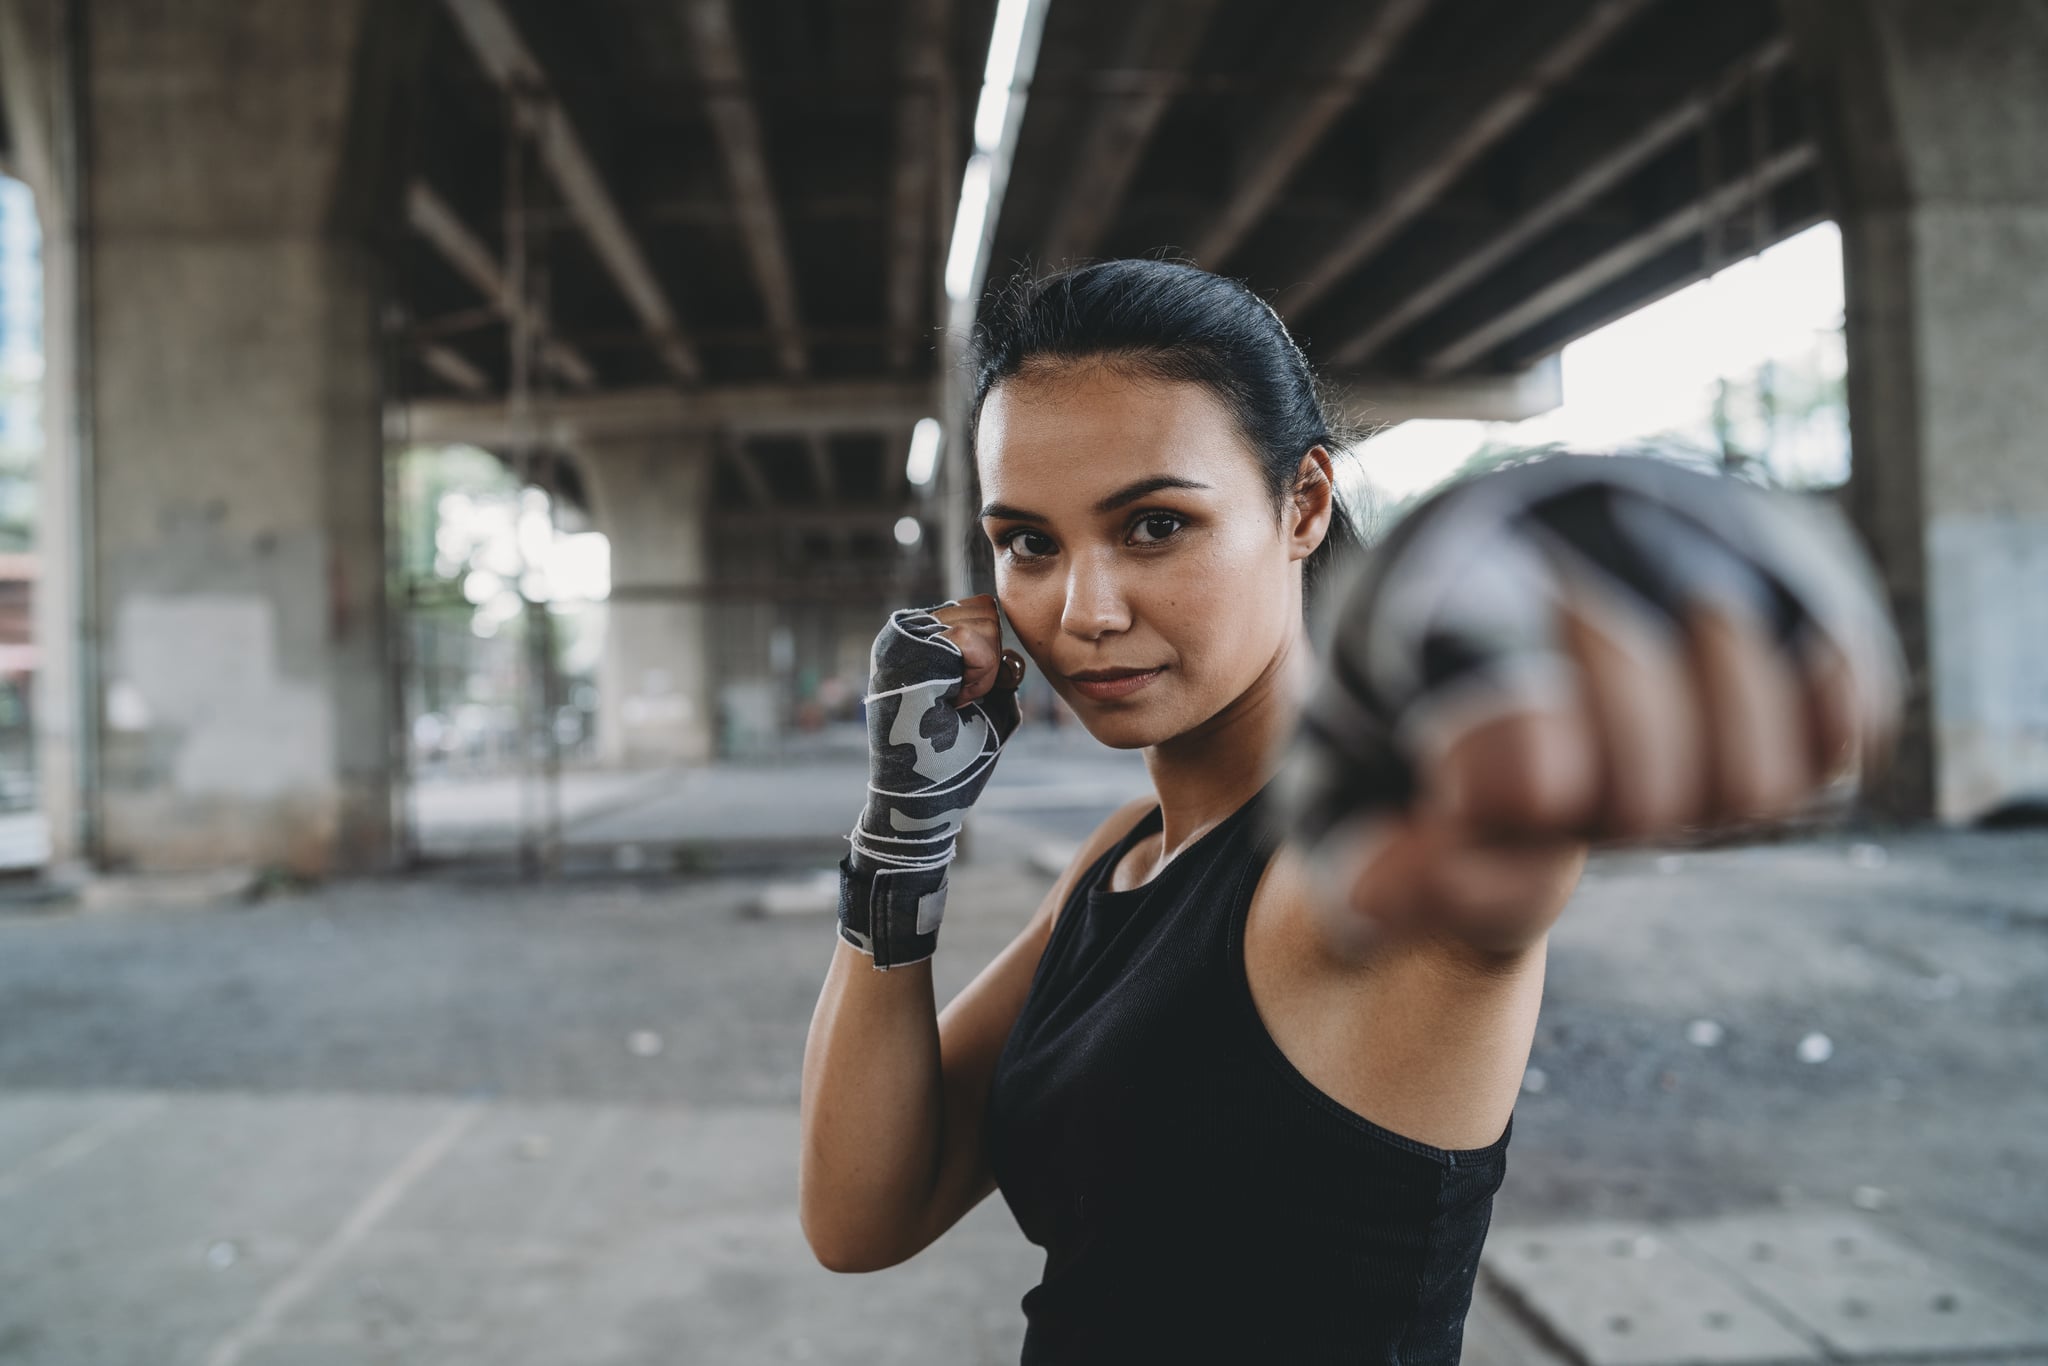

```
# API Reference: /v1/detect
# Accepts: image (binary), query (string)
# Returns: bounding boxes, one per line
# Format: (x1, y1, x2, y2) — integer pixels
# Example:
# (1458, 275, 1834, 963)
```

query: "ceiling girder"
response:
(443, 0, 704, 385)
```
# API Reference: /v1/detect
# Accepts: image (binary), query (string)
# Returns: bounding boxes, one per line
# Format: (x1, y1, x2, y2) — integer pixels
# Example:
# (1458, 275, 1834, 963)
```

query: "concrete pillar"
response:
(1788, 2, 2048, 823)
(0, 0, 82, 864)
(0, 0, 424, 871)
(578, 433, 717, 766)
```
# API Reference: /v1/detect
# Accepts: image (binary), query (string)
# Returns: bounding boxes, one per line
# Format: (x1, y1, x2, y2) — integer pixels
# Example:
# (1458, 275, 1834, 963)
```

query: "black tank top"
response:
(985, 778, 1510, 1364)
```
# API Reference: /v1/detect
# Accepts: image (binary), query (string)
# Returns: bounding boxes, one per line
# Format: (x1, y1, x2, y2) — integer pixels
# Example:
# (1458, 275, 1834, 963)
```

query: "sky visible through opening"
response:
(1348, 222, 1849, 505)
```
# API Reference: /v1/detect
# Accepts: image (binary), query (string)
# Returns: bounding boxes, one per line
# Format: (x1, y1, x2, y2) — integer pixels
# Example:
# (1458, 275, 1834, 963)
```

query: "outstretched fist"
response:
(1276, 455, 1903, 851)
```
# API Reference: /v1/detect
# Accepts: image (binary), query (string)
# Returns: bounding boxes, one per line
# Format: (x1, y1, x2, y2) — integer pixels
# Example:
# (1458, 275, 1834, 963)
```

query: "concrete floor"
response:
(2, 802, 2044, 1363)
(406, 727, 1153, 871)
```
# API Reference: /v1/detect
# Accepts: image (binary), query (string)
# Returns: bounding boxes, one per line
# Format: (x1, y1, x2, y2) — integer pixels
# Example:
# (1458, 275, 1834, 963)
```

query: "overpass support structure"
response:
(1791, 1, 2048, 823)
(0, 0, 417, 871)
(577, 435, 718, 768)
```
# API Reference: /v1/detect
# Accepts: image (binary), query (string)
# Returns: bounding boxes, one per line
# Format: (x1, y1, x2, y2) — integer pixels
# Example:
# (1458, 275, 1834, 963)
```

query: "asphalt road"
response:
(2, 814, 2043, 1363)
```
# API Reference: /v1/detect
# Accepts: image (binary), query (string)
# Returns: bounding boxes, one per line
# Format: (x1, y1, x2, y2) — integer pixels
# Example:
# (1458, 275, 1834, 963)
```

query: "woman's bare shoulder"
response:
(1244, 834, 1551, 1152)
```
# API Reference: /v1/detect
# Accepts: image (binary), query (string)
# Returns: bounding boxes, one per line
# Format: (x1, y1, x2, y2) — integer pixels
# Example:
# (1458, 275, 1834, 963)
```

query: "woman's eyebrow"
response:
(978, 501, 1042, 524)
(1093, 475, 1212, 513)
(979, 475, 1213, 523)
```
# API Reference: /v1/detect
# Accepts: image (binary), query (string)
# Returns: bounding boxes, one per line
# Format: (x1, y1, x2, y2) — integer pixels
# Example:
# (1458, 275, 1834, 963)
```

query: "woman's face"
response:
(976, 363, 1323, 749)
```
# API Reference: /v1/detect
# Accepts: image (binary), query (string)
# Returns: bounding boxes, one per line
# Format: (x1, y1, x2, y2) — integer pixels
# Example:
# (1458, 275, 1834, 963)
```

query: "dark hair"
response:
(967, 258, 1365, 611)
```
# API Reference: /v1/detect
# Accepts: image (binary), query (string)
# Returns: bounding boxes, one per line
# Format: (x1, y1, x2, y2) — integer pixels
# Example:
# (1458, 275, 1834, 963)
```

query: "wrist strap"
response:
(837, 855, 948, 969)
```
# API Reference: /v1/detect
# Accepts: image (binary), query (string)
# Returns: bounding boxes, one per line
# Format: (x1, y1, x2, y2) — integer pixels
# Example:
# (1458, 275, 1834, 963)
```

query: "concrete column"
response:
(0, 0, 82, 864)
(579, 433, 717, 766)
(0, 0, 423, 871)
(1788, 2, 2048, 823)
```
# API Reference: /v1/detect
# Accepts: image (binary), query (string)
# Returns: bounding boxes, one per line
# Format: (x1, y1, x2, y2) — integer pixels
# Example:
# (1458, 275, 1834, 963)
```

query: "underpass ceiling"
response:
(401, 0, 997, 402)
(992, 0, 1817, 382)
(385, 0, 1823, 526)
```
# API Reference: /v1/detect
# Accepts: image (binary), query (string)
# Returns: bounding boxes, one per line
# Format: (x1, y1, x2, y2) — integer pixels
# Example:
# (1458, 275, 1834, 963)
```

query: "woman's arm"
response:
(1313, 597, 1871, 964)
(1250, 460, 1904, 1153)
(1257, 619, 1820, 1154)
(1279, 456, 1901, 965)
(798, 795, 1155, 1272)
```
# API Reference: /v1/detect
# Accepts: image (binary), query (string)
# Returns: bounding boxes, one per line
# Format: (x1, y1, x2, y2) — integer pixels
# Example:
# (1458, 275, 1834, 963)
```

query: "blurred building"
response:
(0, 176, 37, 813)
(0, 175, 39, 439)
(0, 0, 2038, 873)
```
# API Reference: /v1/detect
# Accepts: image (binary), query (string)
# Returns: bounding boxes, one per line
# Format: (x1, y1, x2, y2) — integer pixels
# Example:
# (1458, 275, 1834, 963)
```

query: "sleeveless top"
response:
(984, 778, 1511, 1364)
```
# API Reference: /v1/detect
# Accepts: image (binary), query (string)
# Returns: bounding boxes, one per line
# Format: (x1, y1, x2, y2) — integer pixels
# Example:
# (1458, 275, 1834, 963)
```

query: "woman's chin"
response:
(1073, 709, 1166, 751)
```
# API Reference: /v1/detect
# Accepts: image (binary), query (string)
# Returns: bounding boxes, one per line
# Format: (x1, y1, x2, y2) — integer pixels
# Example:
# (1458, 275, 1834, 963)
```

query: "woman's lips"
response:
(1067, 667, 1165, 701)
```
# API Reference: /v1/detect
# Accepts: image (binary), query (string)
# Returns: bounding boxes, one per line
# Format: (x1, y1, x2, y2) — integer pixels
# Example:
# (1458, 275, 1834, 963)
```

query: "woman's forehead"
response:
(977, 368, 1255, 499)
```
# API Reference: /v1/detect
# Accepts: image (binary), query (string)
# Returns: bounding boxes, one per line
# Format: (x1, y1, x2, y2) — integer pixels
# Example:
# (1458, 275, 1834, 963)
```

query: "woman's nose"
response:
(1060, 554, 1131, 639)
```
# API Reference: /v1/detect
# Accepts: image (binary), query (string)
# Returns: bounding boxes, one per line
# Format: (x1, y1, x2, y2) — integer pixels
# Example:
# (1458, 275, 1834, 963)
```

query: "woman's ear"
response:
(1287, 446, 1337, 561)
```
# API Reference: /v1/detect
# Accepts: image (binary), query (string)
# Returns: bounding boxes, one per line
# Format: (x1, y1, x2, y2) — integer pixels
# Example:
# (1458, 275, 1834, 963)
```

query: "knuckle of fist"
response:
(1487, 754, 1594, 832)
(1515, 753, 1589, 827)
(1717, 771, 1785, 824)
(1605, 794, 1679, 842)
(1600, 780, 1667, 840)
(1753, 771, 1806, 820)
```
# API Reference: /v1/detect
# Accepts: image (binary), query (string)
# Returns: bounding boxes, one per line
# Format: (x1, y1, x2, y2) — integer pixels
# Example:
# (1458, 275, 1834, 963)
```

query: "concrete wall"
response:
(1789, 0, 2048, 822)
(579, 434, 716, 766)
(0, 0, 421, 871)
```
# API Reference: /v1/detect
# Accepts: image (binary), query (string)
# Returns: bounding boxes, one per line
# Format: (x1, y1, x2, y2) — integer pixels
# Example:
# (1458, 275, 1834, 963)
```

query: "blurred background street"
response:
(0, 0, 2043, 1360)
(2, 785, 2045, 1362)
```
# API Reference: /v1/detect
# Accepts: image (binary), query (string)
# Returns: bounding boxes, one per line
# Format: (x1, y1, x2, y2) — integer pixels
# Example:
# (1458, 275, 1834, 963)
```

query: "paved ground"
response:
(408, 728, 1150, 871)
(2, 780, 2044, 1363)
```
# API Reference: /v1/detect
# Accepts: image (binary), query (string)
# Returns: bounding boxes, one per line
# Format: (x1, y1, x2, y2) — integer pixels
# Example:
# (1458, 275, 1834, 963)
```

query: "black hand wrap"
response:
(1273, 454, 1899, 851)
(839, 604, 1021, 969)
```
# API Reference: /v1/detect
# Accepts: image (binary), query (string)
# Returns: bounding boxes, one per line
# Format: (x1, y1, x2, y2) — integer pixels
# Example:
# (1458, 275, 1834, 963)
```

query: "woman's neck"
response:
(1141, 620, 1315, 861)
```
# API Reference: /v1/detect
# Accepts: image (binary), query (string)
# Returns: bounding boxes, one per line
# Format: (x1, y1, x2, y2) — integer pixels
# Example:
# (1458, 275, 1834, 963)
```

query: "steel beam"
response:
(443, 0, 703, 384)
(1281, 0, 1645, 318)
(887, 0, 947, 371)
(1419, 143, 1817, 377)
(1329, 39, 1793, 369)
(419, 344, 490, 395)
(1500, 200, 1827, 374)
(681, 0, 807, 376)
(1039, 0, 1223, 265)
(406, 180, 599, 390)
(397, 379, 935, 448)
(1191, 0, 1434, 267)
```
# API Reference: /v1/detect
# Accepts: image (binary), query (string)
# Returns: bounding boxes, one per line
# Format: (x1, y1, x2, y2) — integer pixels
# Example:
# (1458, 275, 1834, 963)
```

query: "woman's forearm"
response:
(802, 595, 1029, 1269)
(798, 940, 947, 1272)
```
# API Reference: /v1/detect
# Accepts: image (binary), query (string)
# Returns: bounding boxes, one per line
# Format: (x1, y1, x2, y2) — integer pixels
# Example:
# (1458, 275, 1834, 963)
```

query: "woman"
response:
(799, 260, 1897, 1362)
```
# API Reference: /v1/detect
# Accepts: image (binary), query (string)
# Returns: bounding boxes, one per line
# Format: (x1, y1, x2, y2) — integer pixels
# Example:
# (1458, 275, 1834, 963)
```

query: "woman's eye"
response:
(1001, 529, 1055, 560)
(1130, 512, 1184, 544)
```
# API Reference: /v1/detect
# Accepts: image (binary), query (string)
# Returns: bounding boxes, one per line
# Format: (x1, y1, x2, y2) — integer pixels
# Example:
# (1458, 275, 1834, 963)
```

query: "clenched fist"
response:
(840, 595, 1027, 969)
(1275, 455, 1903, 857)
(928, 595, 1029, 711)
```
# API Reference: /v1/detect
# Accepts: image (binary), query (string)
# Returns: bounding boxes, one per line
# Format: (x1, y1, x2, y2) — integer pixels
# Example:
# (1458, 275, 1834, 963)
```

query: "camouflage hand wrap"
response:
(840, 603, 1022, 969)
(1271, 454, 1900, 852)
